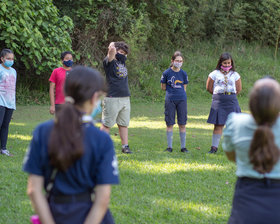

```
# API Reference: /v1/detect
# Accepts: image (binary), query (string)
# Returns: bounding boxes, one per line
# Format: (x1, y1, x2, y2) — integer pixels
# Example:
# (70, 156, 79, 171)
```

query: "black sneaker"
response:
(122, 145, 132, 154)
(165, 147, 173, 152)
(208, 146, 218, 154)
(181, 148, 189, 153)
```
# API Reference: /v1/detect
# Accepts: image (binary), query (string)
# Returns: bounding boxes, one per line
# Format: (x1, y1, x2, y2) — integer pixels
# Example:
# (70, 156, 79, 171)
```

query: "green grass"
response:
(0, 98, 249, 223)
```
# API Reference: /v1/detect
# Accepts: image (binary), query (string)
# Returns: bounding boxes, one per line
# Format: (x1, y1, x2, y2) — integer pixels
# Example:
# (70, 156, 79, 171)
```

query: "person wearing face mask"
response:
(23, 66, 118, 224)
(161, 51, 189, 153)
(49, 51, 73, 115)
(206, 52, 242, 153)
(101, 41, 133, 154)
(0, 49, 17, 156)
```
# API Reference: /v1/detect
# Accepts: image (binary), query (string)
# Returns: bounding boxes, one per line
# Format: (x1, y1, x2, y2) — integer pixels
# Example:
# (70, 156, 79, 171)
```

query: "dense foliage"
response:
(1, 0, 280, 100)
(0, 0, 73, 84)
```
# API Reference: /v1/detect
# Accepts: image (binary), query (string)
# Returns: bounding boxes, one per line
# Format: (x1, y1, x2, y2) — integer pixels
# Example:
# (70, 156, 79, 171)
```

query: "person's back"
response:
(223, 78, 280, 224)
(24, 66, 118, 224)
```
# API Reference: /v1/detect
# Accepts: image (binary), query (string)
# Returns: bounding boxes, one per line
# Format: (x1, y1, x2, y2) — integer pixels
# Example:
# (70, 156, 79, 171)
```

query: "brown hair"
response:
(114, 41, 129, 54)
(48, 66, 106, 171)
(170, 51, 183, 67)
(215, 52, 235, 71)
(249, 78, 280, 173)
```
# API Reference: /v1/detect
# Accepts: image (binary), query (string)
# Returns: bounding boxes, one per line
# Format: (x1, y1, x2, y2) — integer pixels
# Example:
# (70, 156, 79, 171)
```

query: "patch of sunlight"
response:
(9, 134, 32, 141)
(153, 198, 222, 215)
(188, 115, 209, 120)
(120, 160, 227, 174)
(10, 122, 26, 126)
(129, 120, 166, 129)
(187, 123, 213, 130)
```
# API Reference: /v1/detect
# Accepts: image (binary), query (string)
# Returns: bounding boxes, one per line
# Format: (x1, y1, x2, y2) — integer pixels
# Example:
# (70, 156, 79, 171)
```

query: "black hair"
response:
(215, 52, 235, 71)
(60, 51, 73, 60)
(48, 66, 106, 171)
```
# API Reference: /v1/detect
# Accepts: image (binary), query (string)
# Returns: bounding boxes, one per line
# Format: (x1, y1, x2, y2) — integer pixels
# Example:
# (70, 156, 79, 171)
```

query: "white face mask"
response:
(173, 62, 182, 69)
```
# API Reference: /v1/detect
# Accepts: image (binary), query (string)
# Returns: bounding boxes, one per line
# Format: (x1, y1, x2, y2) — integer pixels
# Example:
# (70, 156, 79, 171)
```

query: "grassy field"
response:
(0, 98, 249, 224)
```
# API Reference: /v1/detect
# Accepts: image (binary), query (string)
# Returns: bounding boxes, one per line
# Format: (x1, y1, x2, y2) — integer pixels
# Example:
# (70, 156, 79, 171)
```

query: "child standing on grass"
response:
(49, 51, 73, 114)
(161, 51, 189, 153)
(23, 66, 118, 224)
(0, 49, 17, 157)
(223, 78, 280, 223)
(206, 52, 242, 153)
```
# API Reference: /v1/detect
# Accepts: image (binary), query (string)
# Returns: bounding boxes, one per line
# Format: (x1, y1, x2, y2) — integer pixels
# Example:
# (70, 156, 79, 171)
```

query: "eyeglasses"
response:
(174, 60, 183, 62)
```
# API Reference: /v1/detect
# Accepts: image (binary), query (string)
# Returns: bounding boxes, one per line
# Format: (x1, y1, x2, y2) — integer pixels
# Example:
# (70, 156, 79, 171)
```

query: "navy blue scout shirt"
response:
(23, 120, 119, 195)
(161, 68, 189, 100)
(103, 57, 130, 97)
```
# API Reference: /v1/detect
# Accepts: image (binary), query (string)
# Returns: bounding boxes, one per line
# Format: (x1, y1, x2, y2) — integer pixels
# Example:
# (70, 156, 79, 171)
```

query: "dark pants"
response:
(0, 106, 14, 149)
(228, 177, 280, 224)
(49, 198, 115, 224)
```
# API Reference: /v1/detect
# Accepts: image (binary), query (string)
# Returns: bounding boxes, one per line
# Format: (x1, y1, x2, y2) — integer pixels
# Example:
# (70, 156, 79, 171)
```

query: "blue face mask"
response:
(91, 100, 102, 119)
(4, 60, 14, 67)
(63, 60, 73, 67)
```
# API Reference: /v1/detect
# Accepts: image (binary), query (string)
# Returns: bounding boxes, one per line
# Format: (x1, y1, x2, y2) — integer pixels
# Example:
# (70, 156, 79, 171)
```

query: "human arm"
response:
(184, 84, 187, 92)
(107, 42, 116, 62)
(27, 174, 55, 224)
(236, 78, 242, 95)
(206, 77, 214, 94)
(49, 82, 55, 114)
(225, 151, 236, 162)
(161, 83, 166, 91)
(84, 185, 111, 224)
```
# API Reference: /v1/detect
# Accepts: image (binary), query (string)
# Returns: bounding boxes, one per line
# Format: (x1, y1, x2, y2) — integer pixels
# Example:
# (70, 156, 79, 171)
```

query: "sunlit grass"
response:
(9, 134, 32, 141)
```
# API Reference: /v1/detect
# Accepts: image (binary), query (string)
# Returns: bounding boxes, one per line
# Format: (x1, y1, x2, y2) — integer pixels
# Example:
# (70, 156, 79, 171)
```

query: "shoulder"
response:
(180, 69, 187, 76)
(231, 71, 240, 79)
(209, 70, 219, 77)
(163, 68, 171, 75)
(103, 56, 115, 67)
(33, 120, 54, 138)
(85, 124, 113, 146)
(225, 113, 254, 131)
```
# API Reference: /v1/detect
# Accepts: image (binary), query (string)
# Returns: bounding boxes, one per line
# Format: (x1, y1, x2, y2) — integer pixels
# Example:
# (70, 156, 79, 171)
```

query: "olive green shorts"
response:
(102, 97, 130, 128)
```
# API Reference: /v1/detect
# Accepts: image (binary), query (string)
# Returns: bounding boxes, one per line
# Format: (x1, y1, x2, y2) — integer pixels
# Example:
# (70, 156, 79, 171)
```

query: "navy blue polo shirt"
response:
(23, 120, 119, 195)
(161, 68, 188, 101)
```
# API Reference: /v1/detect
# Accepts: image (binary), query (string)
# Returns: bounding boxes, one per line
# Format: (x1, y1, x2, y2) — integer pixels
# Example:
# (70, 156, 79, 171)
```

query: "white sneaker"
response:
(1, 149, 13, 156)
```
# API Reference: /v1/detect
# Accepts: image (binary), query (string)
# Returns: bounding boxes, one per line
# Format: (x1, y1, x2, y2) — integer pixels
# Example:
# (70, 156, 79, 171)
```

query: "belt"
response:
(217, 92, 235, 95)
(239, 177, 280, 184)
(50, 192, 93, 204)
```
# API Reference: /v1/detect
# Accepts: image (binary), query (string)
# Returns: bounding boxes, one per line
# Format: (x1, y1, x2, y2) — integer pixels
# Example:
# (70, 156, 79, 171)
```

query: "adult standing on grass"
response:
(101, 41, 132, 154)
(206, 52, 242, 153)
(0, 49, 16, 157)
(223, 78, 280, 224)
(161, 51, 189, 153)
(23, 66, 119, 224)
(49, 51, 73, 114)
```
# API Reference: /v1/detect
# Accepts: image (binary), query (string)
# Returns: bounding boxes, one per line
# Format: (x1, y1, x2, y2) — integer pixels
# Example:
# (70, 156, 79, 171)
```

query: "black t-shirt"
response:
(103, 57, 130, 97)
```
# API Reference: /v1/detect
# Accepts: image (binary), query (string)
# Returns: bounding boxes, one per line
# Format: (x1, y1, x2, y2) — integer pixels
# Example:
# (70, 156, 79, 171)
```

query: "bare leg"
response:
(100, 124, 110, 134)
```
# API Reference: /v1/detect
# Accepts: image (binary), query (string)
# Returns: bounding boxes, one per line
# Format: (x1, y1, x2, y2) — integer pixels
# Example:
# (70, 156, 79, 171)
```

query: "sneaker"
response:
(208, 146, 218, 154)
(181, 148, 189, 153)
(1, 149, 13, 156)
(122, 145, 132, 154)
(165, 147, 173, 152)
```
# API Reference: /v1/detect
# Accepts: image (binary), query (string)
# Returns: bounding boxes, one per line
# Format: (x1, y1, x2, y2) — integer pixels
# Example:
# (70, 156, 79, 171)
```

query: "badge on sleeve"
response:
(112, 156, 119, 176)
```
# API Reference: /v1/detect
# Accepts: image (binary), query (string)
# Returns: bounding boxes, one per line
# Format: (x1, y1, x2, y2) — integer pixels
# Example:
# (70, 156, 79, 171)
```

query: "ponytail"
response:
(249, 125, 279, 174)
(48, 102, 84, 171)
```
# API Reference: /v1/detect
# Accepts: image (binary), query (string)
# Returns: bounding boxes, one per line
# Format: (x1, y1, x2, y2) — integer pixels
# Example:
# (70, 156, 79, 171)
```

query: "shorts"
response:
(102, 97, 130, 128)
(164, 99, 187, 126)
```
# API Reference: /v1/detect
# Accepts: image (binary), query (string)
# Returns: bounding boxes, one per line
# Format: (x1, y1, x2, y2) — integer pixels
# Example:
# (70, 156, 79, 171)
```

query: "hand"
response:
(49, 105, 55, 115)
(108, 42, 116, 62)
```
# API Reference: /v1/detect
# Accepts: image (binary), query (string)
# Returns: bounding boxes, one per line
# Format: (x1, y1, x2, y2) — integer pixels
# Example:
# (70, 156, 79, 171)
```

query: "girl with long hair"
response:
(24, 66, 118, 224)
